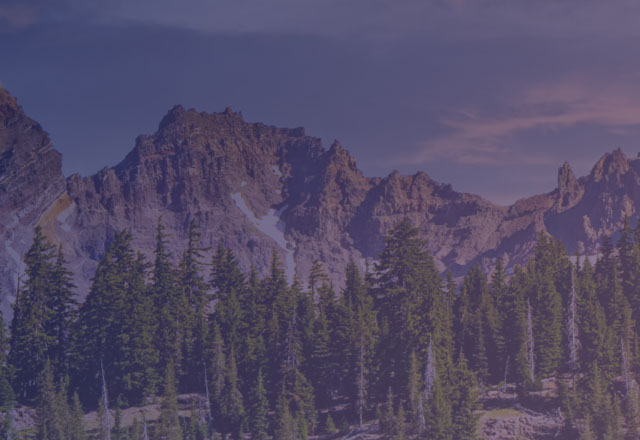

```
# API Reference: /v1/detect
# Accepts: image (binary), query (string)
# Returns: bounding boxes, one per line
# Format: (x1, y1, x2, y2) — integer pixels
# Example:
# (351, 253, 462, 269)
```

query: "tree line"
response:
(2, 217, 640, 439)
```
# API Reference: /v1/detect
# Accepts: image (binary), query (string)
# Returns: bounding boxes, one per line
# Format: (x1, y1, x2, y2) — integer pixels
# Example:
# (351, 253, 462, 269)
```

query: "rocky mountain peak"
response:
(327, 140, 359, 172)
(0, 89, 66, 316)
(556, 161, 581, 210)
(590, 148, 630, 182)
(158, 104, 186, 130)
(0, 87, 20, 115)
(4, 87, 640, 320)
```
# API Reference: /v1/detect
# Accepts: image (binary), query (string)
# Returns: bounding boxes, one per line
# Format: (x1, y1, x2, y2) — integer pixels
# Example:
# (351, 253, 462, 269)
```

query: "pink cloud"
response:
(398, 76, 640, 166)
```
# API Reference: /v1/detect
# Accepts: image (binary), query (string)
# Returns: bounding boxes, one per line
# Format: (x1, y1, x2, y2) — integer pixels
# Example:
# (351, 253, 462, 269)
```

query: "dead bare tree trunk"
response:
(100, 359, 111, 440)
(527, 300, 535, 383)
(567, 267, 579, 370)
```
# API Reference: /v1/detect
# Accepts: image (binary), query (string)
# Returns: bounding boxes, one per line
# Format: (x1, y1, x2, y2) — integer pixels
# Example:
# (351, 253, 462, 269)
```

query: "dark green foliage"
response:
(46, 246, 77, 380)
(501, 266, 532, 390)
(527, 233, 565, 378)
(0, 311, 16, 411)
(13, 215, 640, 439)
(37, 361, 85, 440)
(450, 355, 479, 440)
(37, 362, 65, 440)
(393, 404, 407, 440)
(456, 265, 503, 384)
(340, 261, 376, 424)
(75, 230, 158, 404)
(274, 388, 295, 440)
(380, 387, 396, 437)
(373, 218, 448, 398)
(69, 393, 86, 440)
(180, 221, 211, 393)
(152, 219, 185, 378)
(0, 372, 15, 411)
(208, 322, 226, 428)
(324, 412, 337, 434)
(248, 369, 269, 440)
(156, 363, 182, 440)
(220, 349, 245, 439)
(9, 228, 75, 402)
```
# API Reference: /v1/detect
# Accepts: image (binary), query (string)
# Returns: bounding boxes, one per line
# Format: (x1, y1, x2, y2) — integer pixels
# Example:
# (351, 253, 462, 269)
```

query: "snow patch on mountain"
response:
(56, 202, 75, 232)
(231, 192, 295, 281)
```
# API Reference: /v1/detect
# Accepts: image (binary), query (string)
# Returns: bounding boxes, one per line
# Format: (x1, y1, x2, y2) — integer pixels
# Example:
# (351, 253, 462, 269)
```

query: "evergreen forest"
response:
(2, 217, 640, 439)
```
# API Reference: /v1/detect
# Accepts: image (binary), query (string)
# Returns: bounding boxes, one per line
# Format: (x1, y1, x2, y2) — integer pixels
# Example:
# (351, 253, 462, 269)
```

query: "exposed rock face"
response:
(2, 87, 640, 315)
(0, 89, 66, 315)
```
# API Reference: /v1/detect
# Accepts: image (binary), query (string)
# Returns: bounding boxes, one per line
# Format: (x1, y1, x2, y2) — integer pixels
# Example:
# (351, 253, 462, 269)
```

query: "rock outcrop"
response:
(0, 88, 66, 314)
(2, 87, 640, 316)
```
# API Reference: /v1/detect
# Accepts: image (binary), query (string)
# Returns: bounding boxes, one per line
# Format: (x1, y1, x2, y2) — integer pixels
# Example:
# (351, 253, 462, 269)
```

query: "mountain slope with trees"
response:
(3, 215, 640, 439)
(3, 86, 640, 322)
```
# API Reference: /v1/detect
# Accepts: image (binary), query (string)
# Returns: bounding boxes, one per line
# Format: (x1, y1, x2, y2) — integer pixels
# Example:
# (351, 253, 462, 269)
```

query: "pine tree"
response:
(221, 349, 244, 439)
(311, 299, 332, 408)
(558, 378, 579, 439)
(152, 219, 185, 377)
(69, 392, 86, 440)
(263, 251, 290, 390)
(340, 261, 376, 425)
(0, 414, 14, 440)
(373, 218, 445, 397)
(583, 362, 615, 440)
(308, 259, 328, 300)
(450, 354, 479, 440)
(156, 363, 182, 440)
(9, 227, 57, 401)
(625, 381, 640, 440)
(180, 221, 211, 392)
(208, 323, 226, 430)
(408, 351, 424, 434)
(380, 387, 396, 437)
(428, 377, 453, 440)
(248, 369, 269, 440)
(456, 265, 502, 383)
(393, 404, 407, 440)
(296, 278, 316, 394)
(37, 361, 66, 440)
(46, 245, 76, 380)
(0, 311, 16, 410)
(0, 372, 15, 411)
(529, 234, 564, 378)
(324, 412, 337, 434)
(501, 266, 532, 391)
(566, 266, 579, 371)
(75, 230, 157, 404)
(581, 413, 596, 440)
(274, 388, 295, 440)
(116, 253, 160, 403)
(618, 217, 640, 308)
(577, 258, 609, 367)
(112, 396, 127, 440)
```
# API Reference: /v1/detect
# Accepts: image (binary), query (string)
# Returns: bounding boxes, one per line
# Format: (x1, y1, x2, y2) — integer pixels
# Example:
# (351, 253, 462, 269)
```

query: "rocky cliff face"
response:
(2, 87, 640, 316)
(0, 89, 66, 315)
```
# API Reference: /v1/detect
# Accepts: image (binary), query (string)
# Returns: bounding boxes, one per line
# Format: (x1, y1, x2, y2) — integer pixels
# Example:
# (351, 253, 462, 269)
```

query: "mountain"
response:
(0, 88, 66, 314)
(1, 87, 638, 316)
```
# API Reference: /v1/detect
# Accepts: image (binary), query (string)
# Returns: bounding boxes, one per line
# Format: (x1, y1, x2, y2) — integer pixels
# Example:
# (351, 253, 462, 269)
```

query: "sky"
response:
(2, 0, 640, 205)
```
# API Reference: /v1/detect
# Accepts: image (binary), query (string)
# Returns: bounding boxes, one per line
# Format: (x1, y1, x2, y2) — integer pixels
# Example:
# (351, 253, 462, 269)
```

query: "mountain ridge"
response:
(1, 87, 638, 317)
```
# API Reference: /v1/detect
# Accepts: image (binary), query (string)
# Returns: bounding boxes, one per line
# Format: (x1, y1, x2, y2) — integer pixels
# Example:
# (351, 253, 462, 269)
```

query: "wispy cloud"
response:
(108, 0, 640, 42)
(0, 5, 37, 30)
(399, 76, 640, 167)
(13, 0, 640, 43)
